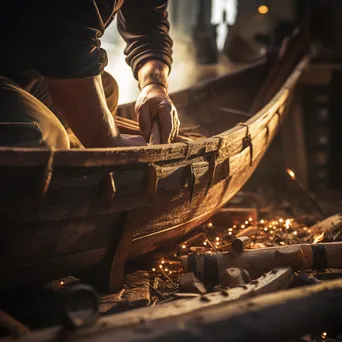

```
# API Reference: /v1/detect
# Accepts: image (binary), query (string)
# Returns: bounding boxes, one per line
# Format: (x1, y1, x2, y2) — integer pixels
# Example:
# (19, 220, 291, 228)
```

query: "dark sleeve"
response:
(32, 1, 115, 78)
(117, 0, 173, 79)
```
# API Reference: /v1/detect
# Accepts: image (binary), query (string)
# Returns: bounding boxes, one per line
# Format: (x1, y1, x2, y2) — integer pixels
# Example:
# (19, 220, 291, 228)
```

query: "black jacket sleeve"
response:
(117, 0, 173, 79)
(32, 1, 115, 78)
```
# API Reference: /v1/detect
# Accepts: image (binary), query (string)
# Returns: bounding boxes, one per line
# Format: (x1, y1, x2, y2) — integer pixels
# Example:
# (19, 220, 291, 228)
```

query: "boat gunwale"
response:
(0, 57, 309, 168)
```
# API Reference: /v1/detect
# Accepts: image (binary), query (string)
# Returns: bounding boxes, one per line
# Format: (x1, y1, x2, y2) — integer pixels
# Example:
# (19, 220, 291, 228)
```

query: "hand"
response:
(120, 134, 148, 147)
(135, 84, 180, 144)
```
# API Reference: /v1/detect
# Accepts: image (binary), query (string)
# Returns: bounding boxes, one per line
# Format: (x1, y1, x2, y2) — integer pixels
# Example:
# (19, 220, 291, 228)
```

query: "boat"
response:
(0, 30, 309, 293)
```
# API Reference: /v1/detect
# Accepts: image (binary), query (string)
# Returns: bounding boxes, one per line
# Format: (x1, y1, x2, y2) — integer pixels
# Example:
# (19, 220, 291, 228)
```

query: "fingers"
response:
(157, 102, 174, 144)
(135, 87, 180, 144)
(121, 134, 148, 147)
(136, 104, 152, 142)
(149, 121, 161, 145)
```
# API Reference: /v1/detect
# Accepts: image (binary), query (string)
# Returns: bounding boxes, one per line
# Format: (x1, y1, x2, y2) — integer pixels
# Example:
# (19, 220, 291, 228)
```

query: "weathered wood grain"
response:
(0, 38, 309, 291)
(0, 268, 293, 342)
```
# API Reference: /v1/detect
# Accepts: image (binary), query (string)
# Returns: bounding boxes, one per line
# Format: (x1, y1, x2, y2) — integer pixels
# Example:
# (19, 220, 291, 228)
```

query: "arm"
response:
(31, 1, 145, 147)
(135, 60, 179, 144)
(117, 0, 173, 80)
(117, 0, 179, 144)
(45, 76, 122, 148)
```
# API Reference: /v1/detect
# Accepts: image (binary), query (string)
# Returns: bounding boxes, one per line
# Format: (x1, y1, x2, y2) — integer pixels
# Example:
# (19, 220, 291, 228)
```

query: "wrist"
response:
(138, 60, 169, 91)
(140, 81, 168, 92)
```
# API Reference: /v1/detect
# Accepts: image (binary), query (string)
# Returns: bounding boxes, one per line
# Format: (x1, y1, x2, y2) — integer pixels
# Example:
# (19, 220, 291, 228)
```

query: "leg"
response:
(0, 77, 69, 148)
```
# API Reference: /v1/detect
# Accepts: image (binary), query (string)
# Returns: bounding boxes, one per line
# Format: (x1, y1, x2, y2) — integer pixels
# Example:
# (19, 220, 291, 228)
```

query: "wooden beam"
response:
(6, 277, 342, 342)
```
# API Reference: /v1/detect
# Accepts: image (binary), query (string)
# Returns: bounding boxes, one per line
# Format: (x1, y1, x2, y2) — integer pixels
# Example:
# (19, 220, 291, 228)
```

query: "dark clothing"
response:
(0, 0, 173, 83)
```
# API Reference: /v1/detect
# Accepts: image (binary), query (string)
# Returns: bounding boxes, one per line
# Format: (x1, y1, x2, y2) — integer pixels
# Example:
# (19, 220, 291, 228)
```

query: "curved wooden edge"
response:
(0, 57, 309, 168)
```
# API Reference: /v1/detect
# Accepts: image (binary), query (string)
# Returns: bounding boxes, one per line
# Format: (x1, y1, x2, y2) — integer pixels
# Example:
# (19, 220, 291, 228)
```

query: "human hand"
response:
(135, 84, 180, 144)
(120, 134, 147, 147)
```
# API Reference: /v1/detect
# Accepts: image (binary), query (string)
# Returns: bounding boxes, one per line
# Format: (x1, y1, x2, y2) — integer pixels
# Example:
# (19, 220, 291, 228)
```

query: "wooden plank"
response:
(1, 268, 292, 342)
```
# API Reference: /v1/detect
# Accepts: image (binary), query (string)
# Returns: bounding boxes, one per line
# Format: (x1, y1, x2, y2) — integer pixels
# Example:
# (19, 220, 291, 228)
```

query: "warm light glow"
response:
(159, 265, 163, 269)
(60, 281, 64, 286)
(164, 268, 168, 272)
(322, 332, 327, 339)
(293, 231, 298, 236)
(280, 241, 285, 245)
(264, 227, 268, 231)
(233, 225, 237, 228)
(313, 232, 325, 244)
(228, 232, 232, 235)
(286, 168, 296, 180)
(279, 218, 284, 223)
(241, 224, 245, 229)
(260, 219, 265, 224)
(203, 241, 208, 246)
(216, 241, 220, 246)
(228, 228, 233, 232)
(285, 219, 291, 229)
(152, 268, 156, 272)
(249, 217, 253, 222)
(182, 244, 186, 249)
(216, 237, 220, 241)
(245, 220, 249, 224)
(161, 260, 165, 264)
(258, 5, 269, 14)
(207, 222, 213, 228)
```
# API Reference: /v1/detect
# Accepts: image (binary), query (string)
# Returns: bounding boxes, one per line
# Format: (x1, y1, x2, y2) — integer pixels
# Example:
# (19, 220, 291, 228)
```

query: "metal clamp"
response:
(265, 125, 270, 145)
(36, 150, 55, 210)
(186, 163, 197, 204)
(205, 151, 218, 196)
(147, 164, 159, 204)
(237, 123, 253, 166)
(223, 157, 231, 180)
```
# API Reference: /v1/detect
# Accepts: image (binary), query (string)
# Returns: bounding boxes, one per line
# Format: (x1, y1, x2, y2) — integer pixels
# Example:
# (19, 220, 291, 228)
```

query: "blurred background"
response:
(101, 0, 342, 208)
(101, 0, 297, 104)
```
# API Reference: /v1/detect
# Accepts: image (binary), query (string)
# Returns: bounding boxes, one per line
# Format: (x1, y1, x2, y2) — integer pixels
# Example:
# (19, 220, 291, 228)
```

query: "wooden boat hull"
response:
(0, 41, 308, 292)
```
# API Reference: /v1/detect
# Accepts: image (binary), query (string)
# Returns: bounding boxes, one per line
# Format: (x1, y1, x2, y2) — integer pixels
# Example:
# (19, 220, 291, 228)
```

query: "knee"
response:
(39, 118, 70, 149)
(0, 78, 70, 149)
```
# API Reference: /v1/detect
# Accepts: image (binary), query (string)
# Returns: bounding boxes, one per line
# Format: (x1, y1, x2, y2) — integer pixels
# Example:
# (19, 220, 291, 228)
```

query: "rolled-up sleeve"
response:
(117, 0, 173, 79)
(32, 1, 111, 78)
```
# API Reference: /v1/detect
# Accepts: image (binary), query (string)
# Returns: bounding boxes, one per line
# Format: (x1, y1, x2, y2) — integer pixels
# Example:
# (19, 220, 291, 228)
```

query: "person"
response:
(0, 0, 180, 148)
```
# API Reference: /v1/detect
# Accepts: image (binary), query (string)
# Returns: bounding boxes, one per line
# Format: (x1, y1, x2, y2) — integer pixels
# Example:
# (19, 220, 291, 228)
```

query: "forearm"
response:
(117, 0, 173, 79)
(138, 60, 169, 90)
(45, 76, 122, 148)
